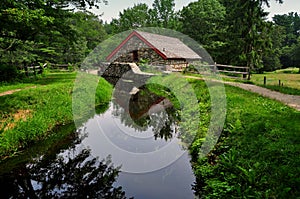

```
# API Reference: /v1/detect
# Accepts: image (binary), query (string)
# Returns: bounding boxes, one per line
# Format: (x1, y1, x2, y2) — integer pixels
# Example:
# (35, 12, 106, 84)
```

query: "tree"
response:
(261, 24, 285, 72)
(220, 0, 283, 78)
(272, 12, 300, 69)
(273, 12, 300, 46)
(70, 11, 107, 51)
(180, 0, 226, 63)
(0, 0, 108, 81)
(152, 0, 179, 29)
(109, 3, 151, 34)
(280, 42, 300, 71)
(106, 1, 181, 34)
(289, 36, 300, 72)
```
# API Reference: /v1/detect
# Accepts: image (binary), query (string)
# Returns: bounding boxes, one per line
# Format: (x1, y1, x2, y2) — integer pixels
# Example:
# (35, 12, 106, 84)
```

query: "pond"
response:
(0, 82, 196, 198)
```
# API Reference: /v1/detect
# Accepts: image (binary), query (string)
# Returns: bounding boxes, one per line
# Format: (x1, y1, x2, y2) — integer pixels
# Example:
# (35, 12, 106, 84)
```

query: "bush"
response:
(0, 64, 18, 82)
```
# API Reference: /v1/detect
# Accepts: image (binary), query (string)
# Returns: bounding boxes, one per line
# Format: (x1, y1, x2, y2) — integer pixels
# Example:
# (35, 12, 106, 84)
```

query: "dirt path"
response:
(0, 86, 37, 97)
(185, 76, 300, 111)
(225, 81, 300, 111)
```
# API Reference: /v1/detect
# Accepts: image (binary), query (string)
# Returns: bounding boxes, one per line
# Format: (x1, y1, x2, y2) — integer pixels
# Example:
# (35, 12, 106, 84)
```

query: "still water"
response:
(0, 86, 196, 198)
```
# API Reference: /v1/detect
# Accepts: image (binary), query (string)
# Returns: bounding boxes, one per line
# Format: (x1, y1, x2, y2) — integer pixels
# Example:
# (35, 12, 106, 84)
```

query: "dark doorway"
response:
(132, 50, 138, 62)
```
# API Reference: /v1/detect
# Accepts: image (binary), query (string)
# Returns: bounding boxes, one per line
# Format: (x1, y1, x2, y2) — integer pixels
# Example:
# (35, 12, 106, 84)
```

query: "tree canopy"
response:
(2, 0, 300, 82)
(180, 0, 226, 63)
(0, 0, 108, 81)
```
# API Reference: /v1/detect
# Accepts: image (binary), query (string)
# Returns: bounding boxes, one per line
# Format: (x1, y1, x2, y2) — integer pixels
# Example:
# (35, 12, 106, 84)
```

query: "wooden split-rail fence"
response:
(24, 64, 47, 76)
(24, 63, 71, 76)
(184, 63, 250, 79)
(213, 64, 250, 79)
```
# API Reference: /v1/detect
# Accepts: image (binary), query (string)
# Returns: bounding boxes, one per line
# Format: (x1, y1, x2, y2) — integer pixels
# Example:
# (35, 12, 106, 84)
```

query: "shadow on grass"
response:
(32, 72, 77, 85)
(0, 72, 77, 94)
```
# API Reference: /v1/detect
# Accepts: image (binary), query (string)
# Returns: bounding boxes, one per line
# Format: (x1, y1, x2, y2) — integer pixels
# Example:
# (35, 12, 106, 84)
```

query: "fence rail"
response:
(184, 63, 250, 79)
(24, 64, 47, 76)
(213, 63, 250, 79)
(23, 63, 74, 76)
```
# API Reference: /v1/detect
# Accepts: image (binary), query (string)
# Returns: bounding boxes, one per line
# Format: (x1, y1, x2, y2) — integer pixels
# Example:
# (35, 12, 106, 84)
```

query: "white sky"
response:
(90, 0, 300, 22)
(264, 0, 300, 20)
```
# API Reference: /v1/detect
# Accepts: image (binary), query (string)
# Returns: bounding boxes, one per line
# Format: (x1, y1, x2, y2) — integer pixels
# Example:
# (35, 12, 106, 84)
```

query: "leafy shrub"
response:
(0, 64, 18, 82)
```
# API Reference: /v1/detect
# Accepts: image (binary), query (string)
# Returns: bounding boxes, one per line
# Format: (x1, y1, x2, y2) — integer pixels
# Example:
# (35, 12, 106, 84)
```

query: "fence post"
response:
(34, 65, 37, 76)
(247, 67, 251, 80)
(213, 62, 217, 74)
(279, 80, 281, 87)
(264, 76, 266, 86)
(25, 66, 29, 77)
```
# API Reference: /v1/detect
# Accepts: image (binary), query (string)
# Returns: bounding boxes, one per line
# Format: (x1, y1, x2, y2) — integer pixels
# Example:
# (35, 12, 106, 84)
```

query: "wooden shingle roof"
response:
(106, 30, 201, 61)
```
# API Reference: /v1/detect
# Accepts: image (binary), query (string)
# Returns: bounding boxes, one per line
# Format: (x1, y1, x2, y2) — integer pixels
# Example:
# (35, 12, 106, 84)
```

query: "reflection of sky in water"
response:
(116, 154, 195, 199)
(79, 99, 187, 173)
(78, 100, 196, 198)
(96, 102, 178, 153)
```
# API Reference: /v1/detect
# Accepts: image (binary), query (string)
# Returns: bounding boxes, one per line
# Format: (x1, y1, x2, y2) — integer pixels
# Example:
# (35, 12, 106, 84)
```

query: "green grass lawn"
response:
(0, 72, 112, 159)
(248, 68, 300, 95)
(0, 72, 77, 93)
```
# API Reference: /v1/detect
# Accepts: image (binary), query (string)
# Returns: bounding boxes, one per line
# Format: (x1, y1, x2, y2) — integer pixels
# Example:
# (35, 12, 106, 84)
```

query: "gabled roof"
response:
(106, 30, 201, 61)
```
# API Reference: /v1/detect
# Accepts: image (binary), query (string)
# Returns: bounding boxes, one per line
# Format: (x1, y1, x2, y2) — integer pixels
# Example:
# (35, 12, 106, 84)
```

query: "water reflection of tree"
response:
(0, 149, 129, 199)
(112, 87, 181, 141)
(150, 108, 180, 141)
(0, 128, 130, 199)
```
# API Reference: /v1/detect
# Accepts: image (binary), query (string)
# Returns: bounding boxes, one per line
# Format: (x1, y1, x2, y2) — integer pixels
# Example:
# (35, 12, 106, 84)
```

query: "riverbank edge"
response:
(0, 72, 113, 161)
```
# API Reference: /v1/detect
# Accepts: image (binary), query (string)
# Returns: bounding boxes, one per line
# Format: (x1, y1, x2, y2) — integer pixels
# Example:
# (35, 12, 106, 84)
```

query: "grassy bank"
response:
(147, 74, 300, 198)
(0, 71, 71, 93)
(187, 79, 300, 198)
(0, 72, 112, 159)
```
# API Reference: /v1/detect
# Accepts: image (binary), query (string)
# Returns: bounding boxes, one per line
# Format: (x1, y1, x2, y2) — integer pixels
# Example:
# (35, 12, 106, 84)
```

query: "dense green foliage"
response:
(180, 0, 226, 63)
(108, 0, 179, 34)
(108, 3, 151, 34)
(273, 13, 300, 71)
(0, 0, 107, 81)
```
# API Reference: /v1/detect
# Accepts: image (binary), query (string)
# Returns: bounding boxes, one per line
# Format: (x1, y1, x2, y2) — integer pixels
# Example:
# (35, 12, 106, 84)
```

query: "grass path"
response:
(185, 75, 300, 111)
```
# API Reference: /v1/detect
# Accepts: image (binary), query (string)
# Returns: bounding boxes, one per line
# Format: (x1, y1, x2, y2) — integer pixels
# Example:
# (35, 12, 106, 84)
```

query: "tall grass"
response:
(189, 80, 300, 198)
